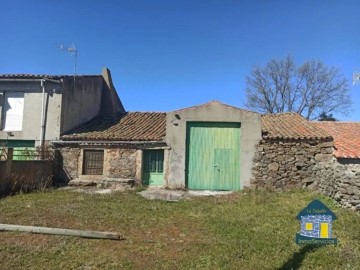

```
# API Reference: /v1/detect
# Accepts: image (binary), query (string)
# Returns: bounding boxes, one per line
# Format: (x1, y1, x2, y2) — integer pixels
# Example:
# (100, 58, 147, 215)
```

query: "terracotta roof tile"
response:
(262, 113, 331, 140)
(61, 107, 333, 143)
(313, 122, 360, 158)
(61, 112, 166, 141)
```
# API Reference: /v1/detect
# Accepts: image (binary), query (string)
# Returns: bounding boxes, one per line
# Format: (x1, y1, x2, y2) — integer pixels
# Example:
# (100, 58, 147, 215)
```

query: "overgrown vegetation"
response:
(0, 190, 359, 269)
(1, 172, 53, 198)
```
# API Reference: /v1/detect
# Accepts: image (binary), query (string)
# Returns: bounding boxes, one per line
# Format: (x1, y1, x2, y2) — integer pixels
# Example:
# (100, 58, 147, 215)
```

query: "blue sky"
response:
(1, 0, 360, 120)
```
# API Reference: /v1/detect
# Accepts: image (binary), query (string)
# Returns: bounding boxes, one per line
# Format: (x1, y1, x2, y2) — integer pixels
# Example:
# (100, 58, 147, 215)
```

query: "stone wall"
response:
(104, 148, 137, 179)
(313, 160, 360, 211)
(55, 147, 80, 183)
(251, 139, 334, 190)
(251, 138, 360, 211)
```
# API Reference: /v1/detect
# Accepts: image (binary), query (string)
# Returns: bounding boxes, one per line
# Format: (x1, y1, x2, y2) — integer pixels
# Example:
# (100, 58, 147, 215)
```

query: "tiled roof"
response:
(313, 122, 360, 158)
(0, 74, 101, 79)
(61, 112, 166, 141)
(262, 113, 332, 140)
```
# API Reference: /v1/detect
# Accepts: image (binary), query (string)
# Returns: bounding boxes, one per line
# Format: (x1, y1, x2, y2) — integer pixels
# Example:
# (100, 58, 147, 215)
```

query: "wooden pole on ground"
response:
(0, 224, 124, 240)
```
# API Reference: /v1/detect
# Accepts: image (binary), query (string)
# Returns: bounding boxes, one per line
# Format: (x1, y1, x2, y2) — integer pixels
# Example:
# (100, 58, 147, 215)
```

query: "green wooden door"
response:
(143, 150, 164, 186)
(186, 122, 240, 190)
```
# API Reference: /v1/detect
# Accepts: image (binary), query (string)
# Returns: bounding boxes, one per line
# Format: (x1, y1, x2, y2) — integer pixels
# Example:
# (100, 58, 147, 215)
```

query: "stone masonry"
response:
(251, 138, 360, 212)
(313, 160, 360, 211)
(104, 148, 137, 179)
(56, 147, 81, 183)
(251, 139, 334, 190)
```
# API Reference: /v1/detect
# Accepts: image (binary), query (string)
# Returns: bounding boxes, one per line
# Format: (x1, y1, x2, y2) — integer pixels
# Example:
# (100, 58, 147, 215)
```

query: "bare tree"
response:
(245, 56, 351, 119)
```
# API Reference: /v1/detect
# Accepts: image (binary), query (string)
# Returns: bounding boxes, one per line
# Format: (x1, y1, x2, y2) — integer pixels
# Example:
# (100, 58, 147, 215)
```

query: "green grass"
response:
(0, 189, 359, 269)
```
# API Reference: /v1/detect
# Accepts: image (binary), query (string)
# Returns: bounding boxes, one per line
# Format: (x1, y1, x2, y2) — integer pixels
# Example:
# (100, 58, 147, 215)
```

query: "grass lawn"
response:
(0, 189, 359, 270)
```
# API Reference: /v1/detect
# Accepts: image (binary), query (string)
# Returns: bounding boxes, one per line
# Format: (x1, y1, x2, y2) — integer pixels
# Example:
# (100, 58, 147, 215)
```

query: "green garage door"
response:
(186, 122, 240, 190)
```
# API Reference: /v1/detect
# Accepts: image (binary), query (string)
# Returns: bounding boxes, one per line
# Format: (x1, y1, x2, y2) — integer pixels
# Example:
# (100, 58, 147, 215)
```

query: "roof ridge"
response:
(126, 111, 167, 114)
(172, 100, 259, 114)
(0, 74, 102, 78)
(262, 112, 300, 117)
(313, 121, 360, 124)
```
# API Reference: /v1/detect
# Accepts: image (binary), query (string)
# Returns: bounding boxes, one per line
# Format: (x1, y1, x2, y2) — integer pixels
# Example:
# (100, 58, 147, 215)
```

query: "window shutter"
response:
(3, 92, 25, 131)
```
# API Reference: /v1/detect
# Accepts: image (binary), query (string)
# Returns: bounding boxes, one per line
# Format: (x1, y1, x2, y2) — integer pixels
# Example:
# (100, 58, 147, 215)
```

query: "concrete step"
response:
(68, 178, 135, 189)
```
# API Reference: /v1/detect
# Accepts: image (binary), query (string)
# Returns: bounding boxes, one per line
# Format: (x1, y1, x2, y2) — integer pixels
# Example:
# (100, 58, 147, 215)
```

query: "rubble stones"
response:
(251, 139, 360, 212)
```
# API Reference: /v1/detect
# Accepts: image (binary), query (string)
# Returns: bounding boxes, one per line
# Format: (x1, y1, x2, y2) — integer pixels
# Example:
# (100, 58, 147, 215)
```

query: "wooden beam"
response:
(0, 224, 124, 240)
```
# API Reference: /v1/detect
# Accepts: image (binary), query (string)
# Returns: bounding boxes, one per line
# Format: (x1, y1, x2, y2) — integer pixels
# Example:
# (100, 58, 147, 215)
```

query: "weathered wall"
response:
(0, 161, 7, 184)
(55, 147, 141, 182)
(55, 147, 80, 183)
(104, 148, 137, 179)
(101, 68, 125, 115)
(11, 161, 53, 179)
(0, 81, 62, 145)
(313, 159, 360, 211)
(0, 69, 124, 145)
(251, 138, 360, 212)
(0, 148, 53, 194)
(166, 102, 262, 189)
(60, 77, 103, 134)
(60, 70, 125, 135)
(251, 139, 334, 190)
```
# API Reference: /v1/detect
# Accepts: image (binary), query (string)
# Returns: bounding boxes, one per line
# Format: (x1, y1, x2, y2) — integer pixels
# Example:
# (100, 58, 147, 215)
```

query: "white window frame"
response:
(2, 92, 25, 131)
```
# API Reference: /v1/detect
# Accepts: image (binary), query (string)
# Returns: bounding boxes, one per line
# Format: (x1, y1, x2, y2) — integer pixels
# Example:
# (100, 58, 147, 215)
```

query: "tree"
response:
(245, 56, 351, 119)
(317, 112, 337, 121)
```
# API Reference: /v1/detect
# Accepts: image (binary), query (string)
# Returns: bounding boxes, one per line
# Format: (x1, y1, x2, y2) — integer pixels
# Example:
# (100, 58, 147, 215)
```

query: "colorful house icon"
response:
(295, 199, 337, 245)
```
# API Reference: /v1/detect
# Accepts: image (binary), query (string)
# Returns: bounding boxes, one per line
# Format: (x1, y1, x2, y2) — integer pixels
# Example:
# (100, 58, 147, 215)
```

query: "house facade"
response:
(53, 99, 360, 211)
(54, 112, 166, 183)
(0, 68, 123, 153)
(165, 101, 261, 189)
(56, 102, 335, 191)
(55, 101, 261, 188)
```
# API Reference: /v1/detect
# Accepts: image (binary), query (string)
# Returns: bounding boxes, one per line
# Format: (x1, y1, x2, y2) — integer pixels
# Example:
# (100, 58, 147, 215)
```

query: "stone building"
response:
(250, 112, 333, 190)
(55, 101, 262, 188)
(53, 100, 360, 211)
(55, 112, 166, 184)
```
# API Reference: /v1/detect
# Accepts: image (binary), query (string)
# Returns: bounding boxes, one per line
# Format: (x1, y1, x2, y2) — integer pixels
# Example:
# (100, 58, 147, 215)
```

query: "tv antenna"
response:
(353, 68, 360, 86)
(59, 43, 78, 89)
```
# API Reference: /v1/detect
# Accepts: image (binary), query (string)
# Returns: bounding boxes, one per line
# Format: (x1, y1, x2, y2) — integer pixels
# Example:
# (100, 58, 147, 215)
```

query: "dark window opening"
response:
(83, 150, 104, 175)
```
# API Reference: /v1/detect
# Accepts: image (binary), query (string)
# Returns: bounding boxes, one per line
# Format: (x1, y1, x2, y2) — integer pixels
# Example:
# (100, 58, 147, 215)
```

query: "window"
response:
(83, 150, 104, 175)
(143, 150, 164, 173)
(305, 222, 313, 231)
(2, 92, 24, 131)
